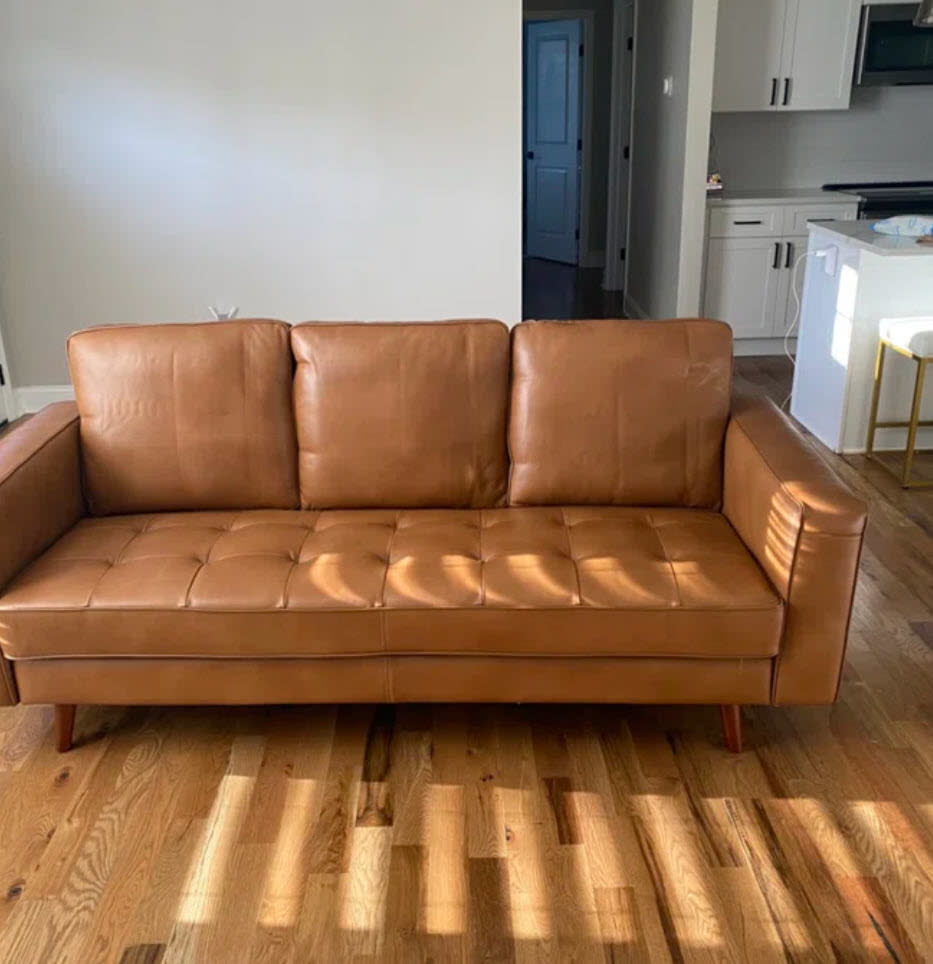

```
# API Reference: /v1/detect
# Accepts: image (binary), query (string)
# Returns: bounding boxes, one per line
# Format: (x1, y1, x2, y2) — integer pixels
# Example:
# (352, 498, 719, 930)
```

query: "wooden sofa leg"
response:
(720, 704, 743, 753)
(55, 705, 76, 753)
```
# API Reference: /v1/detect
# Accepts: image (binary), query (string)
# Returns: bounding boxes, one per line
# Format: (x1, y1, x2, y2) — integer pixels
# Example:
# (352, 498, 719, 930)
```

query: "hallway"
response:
(522, 258, 626, 320)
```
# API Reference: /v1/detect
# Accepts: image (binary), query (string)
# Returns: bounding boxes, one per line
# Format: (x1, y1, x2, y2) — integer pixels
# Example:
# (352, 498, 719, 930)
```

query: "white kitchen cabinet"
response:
(784, 0, 862, 110)
(713, 0, 862, 112)
(777, 236, 806, 336)
(711, 0, 789, 112)
(703, 194, 859, 342)
(704, 238, 786, 338)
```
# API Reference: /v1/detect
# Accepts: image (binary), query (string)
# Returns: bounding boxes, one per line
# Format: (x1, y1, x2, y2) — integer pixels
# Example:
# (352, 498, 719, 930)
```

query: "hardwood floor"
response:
(522, 258, 626, 321)
(1, 357, 933, 962)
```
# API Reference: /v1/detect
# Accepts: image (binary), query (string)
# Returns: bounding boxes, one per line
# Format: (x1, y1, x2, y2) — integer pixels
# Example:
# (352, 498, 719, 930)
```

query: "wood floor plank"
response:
(1, 721, 167, 964)
(72, 718, 201, 964)
(0, 716, 111, 929)
(0, 357, 932, 959)
(161, 734, 264, 964)
(468, 857, 515, 963)
(293, 872, 344, 963)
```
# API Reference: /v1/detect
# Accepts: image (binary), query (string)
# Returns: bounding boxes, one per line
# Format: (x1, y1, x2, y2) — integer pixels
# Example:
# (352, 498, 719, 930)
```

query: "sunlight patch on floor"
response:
(570, 790, 631, 942)
(339, 826, 392, 953)
(176, 771, 256, 925)
(637, 793, 726, 953)
(258, 777, 319, 928)
(504, 788, 553, 940)
(423, 783, 467, 935)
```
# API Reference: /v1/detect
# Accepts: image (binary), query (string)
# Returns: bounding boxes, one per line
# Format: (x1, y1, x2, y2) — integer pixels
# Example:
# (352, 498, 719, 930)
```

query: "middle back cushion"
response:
(291, 321, 510, 508)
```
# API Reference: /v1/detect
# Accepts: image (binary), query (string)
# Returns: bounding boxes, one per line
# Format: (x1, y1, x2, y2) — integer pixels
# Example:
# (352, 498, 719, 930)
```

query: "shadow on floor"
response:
(522, 257, 626, 320)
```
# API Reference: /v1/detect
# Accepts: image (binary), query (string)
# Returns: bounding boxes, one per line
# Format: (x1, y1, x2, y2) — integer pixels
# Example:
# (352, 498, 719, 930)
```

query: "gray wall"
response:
(627, 0, 716, 318)
(711, 86, 933, 190)
(0, 0, 522, 388)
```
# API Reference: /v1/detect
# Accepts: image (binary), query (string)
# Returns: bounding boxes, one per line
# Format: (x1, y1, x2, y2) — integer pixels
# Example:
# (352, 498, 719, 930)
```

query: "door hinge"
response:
(0, 363, 5, 388)
(579, 43, 584, 56)
(620, 247, 626, 261)
(627, 36, 634, 52)
(575, 229, 580, 241)
(577, 138, 583, 151)
(623, 145, 630, 160)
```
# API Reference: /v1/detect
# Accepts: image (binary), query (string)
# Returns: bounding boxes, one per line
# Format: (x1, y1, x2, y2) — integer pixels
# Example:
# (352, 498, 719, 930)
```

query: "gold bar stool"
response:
(866, 318, 933, 488)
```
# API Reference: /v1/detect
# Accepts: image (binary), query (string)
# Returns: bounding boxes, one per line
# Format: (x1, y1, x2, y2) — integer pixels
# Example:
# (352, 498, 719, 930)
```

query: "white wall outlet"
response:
(817, 245, 839, 277)
(209, 305, 239, 320)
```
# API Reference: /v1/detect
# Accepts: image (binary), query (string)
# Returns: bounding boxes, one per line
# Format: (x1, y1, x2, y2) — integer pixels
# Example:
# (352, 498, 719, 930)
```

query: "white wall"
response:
(626, 0, 717, 319)
(711, 86, 933, 190)
(0, 0, 522, 388)
(676, 0, 717, 315)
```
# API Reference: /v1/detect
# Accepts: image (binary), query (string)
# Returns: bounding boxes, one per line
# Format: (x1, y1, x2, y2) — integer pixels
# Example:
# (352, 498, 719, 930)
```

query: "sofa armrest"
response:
(0, 403, 85, 704)
(723, 396, 867, 704)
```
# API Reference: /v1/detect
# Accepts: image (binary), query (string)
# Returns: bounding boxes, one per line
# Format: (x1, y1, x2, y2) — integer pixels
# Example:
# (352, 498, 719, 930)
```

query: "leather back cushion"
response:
(68, 321, 299, 514)
(291, 321, 510, 508)
(509, 319, 732, 507)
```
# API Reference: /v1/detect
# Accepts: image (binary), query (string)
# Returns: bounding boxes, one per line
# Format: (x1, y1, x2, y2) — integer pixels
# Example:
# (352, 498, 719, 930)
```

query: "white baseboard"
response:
(733, 338, 796, 357)
(623, 293, 647, 319)
(15, 385, 75, 415)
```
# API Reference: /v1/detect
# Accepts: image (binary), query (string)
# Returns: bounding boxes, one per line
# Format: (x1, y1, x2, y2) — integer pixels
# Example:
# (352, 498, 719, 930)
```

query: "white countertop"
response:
(707, 187, 859, 206)
(809, 219, 933, 257)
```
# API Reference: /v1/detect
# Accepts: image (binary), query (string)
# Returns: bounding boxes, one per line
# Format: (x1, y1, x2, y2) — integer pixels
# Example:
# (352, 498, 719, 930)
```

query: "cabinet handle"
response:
(733, 219, 762, 225)
(782, 77, 791, 106)
(809, 217, 835, 223)
(770, 77, 778, 106)
(772, 242, 781, 269)
(785, 241, 793, 268)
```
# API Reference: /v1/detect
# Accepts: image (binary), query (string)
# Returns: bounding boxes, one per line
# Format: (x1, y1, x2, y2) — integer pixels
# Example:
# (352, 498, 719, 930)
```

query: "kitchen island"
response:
(791, 220, 933, 454)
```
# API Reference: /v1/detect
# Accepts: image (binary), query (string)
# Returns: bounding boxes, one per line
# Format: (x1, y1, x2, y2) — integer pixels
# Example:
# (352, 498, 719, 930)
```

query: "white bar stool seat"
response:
(880, 317, 933, 357)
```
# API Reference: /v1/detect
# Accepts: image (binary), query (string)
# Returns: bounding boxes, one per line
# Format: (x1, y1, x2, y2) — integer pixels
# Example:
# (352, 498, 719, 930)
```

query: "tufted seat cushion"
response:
(0, 508, 782, 661)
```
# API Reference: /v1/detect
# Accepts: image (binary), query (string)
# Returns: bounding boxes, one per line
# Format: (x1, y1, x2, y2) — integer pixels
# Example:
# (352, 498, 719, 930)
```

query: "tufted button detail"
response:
(0, 504, 783, 661)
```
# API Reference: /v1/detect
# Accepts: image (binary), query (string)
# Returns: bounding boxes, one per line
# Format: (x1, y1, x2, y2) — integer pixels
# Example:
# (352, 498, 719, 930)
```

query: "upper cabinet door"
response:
(713, 0, 789, 112)
(780, 0, 861, 110)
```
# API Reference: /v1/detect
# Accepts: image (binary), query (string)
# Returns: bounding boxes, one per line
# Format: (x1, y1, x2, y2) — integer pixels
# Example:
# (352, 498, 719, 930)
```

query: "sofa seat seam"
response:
(7, 648, 781, 662)
(0, 602, 784, 615)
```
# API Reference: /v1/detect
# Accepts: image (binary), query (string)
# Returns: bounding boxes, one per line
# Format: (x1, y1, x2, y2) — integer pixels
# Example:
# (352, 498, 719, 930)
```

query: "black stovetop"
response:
(823, 180, 933, 199)
(822, 181, 933, 217)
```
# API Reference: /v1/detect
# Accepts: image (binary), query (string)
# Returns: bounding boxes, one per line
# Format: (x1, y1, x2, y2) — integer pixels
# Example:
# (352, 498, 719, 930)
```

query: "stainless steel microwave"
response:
(856, 4, 933, 86)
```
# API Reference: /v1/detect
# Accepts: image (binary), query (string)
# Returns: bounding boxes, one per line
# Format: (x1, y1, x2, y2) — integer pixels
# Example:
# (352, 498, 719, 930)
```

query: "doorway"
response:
(521, 4, 633, 320)
(523, 16, 584, 266)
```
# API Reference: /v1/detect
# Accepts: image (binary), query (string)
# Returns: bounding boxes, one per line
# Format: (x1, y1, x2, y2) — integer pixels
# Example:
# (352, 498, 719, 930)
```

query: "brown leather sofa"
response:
(0, 319, 867, 752)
